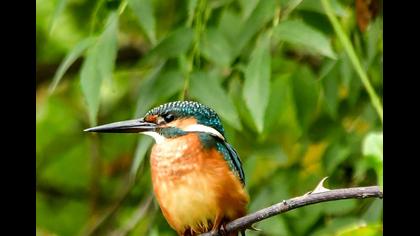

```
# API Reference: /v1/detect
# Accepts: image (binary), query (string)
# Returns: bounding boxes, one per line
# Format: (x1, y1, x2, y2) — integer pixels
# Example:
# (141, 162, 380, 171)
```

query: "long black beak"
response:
(84, 119, 157, 133)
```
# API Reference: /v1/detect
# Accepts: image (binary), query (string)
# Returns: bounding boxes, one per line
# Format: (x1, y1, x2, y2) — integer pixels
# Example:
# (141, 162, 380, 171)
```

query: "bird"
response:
(85, 101, 249, 236)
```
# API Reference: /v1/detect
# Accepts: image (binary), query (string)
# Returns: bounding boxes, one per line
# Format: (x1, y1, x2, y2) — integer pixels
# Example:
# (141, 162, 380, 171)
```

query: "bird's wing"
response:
(217, 141, 246, 186)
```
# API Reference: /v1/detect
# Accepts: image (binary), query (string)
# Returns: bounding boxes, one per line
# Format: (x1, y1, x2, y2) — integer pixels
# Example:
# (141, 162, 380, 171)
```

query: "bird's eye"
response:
(163, 113, 175, 123)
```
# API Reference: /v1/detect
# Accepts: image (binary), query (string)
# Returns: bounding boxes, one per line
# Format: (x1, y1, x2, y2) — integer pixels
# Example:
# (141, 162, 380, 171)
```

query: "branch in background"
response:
(200, 185, 383, 236)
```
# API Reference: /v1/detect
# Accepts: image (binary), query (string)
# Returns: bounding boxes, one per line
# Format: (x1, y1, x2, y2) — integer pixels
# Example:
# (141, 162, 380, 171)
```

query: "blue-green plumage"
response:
(146, 101, 225, 136)
(147, 101, 245, 185)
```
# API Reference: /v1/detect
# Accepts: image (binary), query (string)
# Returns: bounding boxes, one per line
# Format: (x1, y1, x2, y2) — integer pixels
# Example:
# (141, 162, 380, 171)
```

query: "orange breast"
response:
(150, 133, 249, 235)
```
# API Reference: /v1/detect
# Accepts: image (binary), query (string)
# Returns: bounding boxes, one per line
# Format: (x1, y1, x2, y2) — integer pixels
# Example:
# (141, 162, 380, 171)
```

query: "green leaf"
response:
(238, 0, 259, 19)
(80, 13, 118, 126)
(297, 0, 346, 17)
(134, 63, 166, 117)
(148, 27, 194, 59)
(243, 32, 271, 133)
(187, 0, 199, 27)
(37, 193, 89, 236)
(311, 217, 367, 236)
(128, 0, 156, 44)
(228, 76, 257, 132)
(190, 71, 242, 130)
(323, 199, 357, 215)
(289, 204, 324, 235)
(264, 74, 298, 133)
(234, 0, 277, 56)
(80, 48, 102, 126)
(135, 66, 184, 117)
(200, 28, 233, 67)
(281, 0, 304, 18)
(323, 142, 350, 174)
(218, 9, 243, 46)
(337, 223, 382, 236)
(130, 136, 153, 179)
(362, 131, 383, 186)
(49, 37, 95, 93)
(274, 20, 336, 59)
(48, 0, 67, 34)
(362, 199, 383, 224)
(96, 14, 118, 82)
(291, 66, 320, 130)
(322, 62, 340, 118)
(322, 0, 383, 122)
(363, 132, 383, 161)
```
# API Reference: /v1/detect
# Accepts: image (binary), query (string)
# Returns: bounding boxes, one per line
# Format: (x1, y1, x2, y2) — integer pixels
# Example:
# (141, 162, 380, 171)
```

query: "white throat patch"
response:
(183, 124, 225, 140)
(142, 131, 166, 144)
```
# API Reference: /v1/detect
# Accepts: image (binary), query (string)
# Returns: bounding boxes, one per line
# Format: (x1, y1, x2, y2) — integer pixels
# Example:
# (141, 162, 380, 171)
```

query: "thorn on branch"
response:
(311, 176, 330, 194)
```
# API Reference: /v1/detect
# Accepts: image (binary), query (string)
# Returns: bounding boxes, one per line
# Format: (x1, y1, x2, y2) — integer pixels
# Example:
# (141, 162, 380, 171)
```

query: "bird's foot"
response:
(210, 223, 228, 236)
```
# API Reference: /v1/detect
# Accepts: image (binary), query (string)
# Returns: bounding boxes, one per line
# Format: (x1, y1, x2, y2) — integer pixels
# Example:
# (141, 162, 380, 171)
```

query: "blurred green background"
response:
(36, 0, 383, 235)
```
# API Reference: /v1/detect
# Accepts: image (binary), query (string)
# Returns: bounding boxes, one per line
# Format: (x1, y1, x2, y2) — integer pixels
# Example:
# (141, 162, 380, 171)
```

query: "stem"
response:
(181, 0, 208, 100)
(321, 0, 383, 123)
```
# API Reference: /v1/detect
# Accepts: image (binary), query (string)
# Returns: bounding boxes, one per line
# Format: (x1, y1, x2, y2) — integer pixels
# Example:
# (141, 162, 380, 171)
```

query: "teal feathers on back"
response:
(217, 141, 245, 186)
(198, 133, 245, 185)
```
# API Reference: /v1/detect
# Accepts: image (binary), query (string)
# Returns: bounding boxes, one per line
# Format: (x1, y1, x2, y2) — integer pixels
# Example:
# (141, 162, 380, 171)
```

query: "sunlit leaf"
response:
(128, 0, 156, 44)
(49, 37, 95, 93)
(48, 0, 67, 34)
(363, 132, 383, 161)
(311, 217, 367, 236)
(274, 19, 336, 58)
(337, 223, 382, 236)
(190, 71, 242, 130)
(362, 131, 383, 186)
(243, 32, 271, 133)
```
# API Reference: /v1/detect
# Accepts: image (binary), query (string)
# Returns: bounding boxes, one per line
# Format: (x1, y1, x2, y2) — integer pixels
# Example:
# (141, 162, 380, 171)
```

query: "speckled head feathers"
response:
(145, 101, 225, 136)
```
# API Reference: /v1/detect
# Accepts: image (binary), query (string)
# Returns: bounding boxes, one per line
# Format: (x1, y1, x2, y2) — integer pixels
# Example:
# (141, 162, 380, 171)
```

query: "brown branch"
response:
(200, 186, 383, 236)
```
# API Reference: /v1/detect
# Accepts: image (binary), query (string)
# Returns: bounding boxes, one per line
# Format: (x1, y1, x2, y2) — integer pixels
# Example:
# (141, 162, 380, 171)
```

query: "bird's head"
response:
(84, 101, 225, 143)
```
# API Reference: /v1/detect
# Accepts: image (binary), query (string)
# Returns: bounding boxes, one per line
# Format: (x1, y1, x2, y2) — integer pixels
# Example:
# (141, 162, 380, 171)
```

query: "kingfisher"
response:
(85, 101, 249, 236)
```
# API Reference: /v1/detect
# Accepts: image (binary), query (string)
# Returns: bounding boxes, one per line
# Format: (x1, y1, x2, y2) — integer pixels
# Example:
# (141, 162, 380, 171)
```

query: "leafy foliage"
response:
(36, 0, 383, 235)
